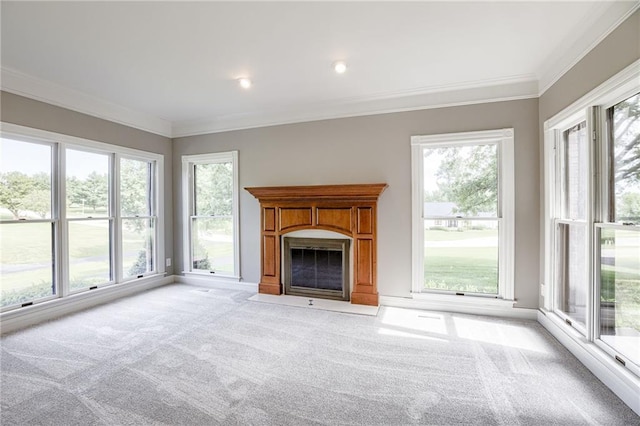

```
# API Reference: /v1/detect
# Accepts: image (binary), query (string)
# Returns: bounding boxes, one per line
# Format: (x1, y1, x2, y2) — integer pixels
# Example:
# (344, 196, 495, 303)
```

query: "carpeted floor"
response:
(1, 284, 638, 425)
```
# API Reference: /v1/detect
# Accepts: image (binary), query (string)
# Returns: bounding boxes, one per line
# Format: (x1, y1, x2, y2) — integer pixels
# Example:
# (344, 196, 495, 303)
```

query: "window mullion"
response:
(411, 144, 425, 293)
(58, 144, 70, 298)
(113, 153, 123, 283)
(586, 106, 598, 341)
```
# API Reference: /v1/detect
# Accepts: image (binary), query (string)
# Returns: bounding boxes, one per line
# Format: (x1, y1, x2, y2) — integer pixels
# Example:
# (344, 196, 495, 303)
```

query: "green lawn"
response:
(195, 238, 234, 274)
(192, 217, 235, 274)
(1, 221, 149, 306)
(424, 228, 498, 294)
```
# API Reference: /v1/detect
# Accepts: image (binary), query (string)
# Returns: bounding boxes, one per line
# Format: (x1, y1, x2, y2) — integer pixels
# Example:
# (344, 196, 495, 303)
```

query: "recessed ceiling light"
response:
(238, 78, 252, 89)
(333, 61, 347, 74)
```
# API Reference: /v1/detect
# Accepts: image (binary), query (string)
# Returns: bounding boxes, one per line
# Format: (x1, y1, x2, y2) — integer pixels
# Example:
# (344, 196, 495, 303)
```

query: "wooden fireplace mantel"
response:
(245, 183, 387, 306)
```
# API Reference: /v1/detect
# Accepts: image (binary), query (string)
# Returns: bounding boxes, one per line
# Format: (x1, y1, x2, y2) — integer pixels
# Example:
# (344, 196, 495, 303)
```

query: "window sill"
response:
(182, 271, 241, 282)
(379, 292, 533, 320)
(538, 309, 640, 413)
(412, 291, 514, 307)
(1, 274, 173, 335)
(177, 273, 258, 292)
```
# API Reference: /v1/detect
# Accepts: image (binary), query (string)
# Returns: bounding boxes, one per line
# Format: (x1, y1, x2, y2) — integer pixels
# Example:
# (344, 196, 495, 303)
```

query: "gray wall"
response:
(173, 98, 540, 309)
(0, 91, 175, 275)
(538, 9, 640, 306)
(540, 9, 639, 121)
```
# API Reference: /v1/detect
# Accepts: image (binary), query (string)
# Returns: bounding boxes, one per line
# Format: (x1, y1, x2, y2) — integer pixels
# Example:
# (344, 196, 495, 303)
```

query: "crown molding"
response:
(1, 67, 173, 138)
(172, 76, 539, 137)
(538, 1, 640, 96)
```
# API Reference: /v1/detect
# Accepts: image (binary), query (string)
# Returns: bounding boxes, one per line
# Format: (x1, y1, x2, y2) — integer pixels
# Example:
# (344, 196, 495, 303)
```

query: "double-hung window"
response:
(119, 156, 157, 280)
(65, 148, 113, 290)
(551, 121, 590, 332)
(0, 136, 57, 306)
(411, 129, 515, 300)
(545, 61, 639, 376)
(182, 151, 239, 279)
(0, 124, 164, 310)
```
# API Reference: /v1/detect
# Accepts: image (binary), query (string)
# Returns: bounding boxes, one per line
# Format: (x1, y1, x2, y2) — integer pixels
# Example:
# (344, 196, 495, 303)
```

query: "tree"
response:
(618, 192, 640, 222)
(194, 162, 233, 216)
(22, 190, 51, 218)
(612, 94, 640, 185)
(68, 171, 108, 213)
(128, 248, 152, 277)
(431, 145, 497, 216)
(0, 172, 35, 218)
(120, 159, 150, 217)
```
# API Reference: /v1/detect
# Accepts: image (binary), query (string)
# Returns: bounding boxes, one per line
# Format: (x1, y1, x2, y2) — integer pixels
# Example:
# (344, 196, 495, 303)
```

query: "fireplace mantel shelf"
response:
(245, 183, 387, 202)
(246, 183, 387, 306)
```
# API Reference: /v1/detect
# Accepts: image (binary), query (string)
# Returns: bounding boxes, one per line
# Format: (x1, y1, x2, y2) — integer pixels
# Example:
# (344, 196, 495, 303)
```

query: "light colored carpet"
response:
(1, 284, 637, 425)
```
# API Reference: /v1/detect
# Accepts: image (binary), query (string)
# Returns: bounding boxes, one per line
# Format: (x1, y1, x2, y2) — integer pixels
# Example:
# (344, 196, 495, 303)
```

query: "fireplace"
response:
(283, 237, 350, 301)
(245, 183, 387, 306)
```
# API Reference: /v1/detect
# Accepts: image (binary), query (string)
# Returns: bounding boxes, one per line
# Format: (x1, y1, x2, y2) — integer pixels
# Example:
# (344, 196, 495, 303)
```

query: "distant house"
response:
(424, 202, 497, 229)
(424, 202, 459, 228)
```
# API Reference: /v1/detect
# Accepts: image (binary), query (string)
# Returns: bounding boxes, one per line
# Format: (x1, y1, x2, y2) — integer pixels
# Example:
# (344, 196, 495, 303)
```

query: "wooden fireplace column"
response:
(245, 184, 387, 306)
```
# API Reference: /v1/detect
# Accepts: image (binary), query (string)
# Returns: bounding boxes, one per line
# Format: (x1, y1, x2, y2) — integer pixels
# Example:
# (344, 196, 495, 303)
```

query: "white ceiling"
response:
(1, 1, 638, 138)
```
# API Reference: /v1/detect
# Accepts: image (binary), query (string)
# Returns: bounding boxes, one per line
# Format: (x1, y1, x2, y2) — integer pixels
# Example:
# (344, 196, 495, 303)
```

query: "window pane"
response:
(563, 122, 588, 220)
(194, 162, 232, 216)
(68, 220, 111, 290)
(122, 218, 154, 279)
(423, 144, 498, 217)
(423, 219, 498, 294)
(0, 222, 55, 307)
(599, 228, 639, 365)
(66, 149, 109, 218)
(610, 92, 640, 223)
(555, 223, 587, 329)
(120, 158, 152, 217)
(191, 216, 234, 274)
(0, 138, 52, 219)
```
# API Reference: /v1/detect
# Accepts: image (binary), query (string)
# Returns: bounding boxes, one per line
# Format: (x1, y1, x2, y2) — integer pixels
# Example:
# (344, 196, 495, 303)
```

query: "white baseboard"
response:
(538, 310, 640, 415)
(174, 274, 259, 293)
(380, 294, 538, 320)
(0, 275, 174, 335)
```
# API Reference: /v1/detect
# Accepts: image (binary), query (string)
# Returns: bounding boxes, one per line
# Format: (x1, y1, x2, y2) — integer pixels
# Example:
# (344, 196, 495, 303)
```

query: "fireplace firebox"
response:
(283, 237, 350, 301)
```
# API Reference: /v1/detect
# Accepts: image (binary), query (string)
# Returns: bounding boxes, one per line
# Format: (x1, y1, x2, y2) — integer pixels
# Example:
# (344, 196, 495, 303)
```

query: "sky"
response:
(1, 137, 107, 179)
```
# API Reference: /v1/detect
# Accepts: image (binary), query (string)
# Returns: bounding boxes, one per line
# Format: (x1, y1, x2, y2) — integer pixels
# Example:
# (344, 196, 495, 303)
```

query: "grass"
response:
(1, 221, 150, 306)
(423, 228, 498, 294)
(195, 237, 234, 274)
(192, 217, 235, 274)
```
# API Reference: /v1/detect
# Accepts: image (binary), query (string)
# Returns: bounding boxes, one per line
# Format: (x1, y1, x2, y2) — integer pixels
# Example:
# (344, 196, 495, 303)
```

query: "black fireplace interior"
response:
(291, 248, 343, 291)
(283, 237, 350, 301)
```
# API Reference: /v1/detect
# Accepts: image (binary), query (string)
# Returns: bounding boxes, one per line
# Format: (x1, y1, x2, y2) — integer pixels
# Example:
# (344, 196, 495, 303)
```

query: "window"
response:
(545, 62, 639, 375)
(182, 152, 239, 279)
(0, 137, 56, 307)
(120, 157, 157, 280)
(411, 129, 514, 300)
(0, 124, 164, 311)
(598, 92, 640, 368)
(553, 121, 589, 331)
(66, 148, 112, 291)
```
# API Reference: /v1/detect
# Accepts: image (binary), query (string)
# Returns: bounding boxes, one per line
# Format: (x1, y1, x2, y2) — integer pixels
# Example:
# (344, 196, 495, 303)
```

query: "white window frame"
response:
(63, 144, 116, 292)
(0, 135, 59, 307)
(547, 115, 593, 336)
(544, 59, 640, 377)
(117, 154, 160, 282)
(0, 123, 165, 312)
(411, 129, 515, 301)
(182, 151, 240, 280)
